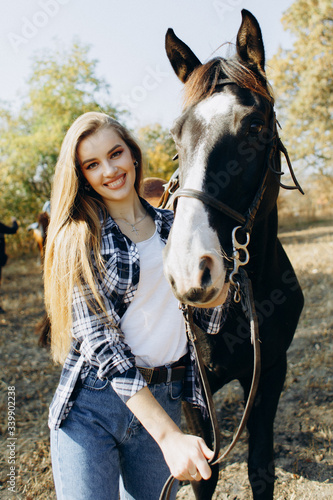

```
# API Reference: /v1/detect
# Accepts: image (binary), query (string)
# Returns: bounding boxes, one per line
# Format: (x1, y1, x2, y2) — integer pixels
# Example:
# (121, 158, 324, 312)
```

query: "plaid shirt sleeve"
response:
(71, 276, 148, 405)
(192, 291, 231, 335)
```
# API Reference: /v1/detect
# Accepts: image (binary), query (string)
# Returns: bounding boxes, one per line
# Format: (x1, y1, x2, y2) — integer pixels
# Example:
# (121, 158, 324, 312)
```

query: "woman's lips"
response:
(104, 174, 126, 190)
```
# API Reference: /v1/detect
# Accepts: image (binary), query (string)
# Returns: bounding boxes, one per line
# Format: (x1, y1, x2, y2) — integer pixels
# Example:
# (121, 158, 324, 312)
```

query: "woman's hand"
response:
(159, 430, 214, 482)
(126, 387, 213, 482)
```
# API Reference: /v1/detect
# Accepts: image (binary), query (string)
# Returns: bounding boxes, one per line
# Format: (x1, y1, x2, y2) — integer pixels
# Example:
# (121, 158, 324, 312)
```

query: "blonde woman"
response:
(45, 112, 228, 500)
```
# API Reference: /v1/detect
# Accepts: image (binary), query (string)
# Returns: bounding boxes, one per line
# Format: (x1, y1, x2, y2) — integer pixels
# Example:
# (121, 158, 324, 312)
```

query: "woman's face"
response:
(77, 126, 137, 207)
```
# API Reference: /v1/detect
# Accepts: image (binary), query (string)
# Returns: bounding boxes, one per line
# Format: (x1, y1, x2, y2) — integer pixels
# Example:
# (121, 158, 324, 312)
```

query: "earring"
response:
(84, 183, 92, 192)
(134, 160, 138, 168)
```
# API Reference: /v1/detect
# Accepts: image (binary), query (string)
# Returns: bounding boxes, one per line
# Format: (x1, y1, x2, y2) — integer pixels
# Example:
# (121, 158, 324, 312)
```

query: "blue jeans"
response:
(50, 367, 182, 500)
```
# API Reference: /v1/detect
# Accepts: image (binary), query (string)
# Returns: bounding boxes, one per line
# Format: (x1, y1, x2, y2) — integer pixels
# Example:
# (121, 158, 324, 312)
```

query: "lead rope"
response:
(159, 269, 261, 500)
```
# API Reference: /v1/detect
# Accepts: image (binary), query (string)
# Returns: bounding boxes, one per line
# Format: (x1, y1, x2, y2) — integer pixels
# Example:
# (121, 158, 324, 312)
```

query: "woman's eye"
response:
(111, 150, 122, 158)
(86, 162, 98, 170)
(249, 121, 263, 135)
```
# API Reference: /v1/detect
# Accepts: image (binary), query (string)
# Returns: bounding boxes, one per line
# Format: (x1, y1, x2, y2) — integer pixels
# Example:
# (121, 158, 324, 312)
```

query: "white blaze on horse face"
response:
(164, 93, 236, 305)
(194, 92, 235, 126)
(164, 195, 227, 303)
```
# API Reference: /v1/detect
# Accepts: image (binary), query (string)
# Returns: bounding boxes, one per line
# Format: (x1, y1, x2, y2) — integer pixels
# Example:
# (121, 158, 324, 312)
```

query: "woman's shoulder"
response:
(154, 206, 174, 222)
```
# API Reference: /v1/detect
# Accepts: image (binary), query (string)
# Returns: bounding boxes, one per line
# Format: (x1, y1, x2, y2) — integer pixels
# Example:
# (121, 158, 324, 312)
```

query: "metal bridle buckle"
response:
(229, 226, 250, 303)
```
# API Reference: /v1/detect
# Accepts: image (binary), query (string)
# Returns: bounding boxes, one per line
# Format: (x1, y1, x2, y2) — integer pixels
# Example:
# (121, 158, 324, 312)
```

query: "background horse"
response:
(163, 10, 304, 500)
(28, 201, 51, 262)
(142, 177, 166, 207)
(27, 211, 50, 261)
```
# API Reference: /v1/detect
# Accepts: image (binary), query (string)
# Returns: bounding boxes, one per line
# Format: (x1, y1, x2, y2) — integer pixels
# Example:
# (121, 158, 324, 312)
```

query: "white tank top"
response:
(120, 229, 187, 368)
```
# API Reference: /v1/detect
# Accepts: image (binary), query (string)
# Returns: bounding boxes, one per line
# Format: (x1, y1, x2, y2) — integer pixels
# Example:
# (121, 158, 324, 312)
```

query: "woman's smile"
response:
(104, 173, 126, 190)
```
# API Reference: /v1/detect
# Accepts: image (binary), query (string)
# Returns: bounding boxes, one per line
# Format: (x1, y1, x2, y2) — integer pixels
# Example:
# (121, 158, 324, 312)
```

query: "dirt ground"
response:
(0, 220, 332, 499)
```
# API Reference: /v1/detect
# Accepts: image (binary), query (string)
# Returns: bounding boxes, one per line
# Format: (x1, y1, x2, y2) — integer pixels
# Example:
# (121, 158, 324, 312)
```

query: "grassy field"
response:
(0, 220, 332, 499)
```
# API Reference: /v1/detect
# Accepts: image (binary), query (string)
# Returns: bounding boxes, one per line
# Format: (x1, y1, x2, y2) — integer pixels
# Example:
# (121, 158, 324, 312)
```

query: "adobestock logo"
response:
(224, 270, 300, 354)
(212, 0, 245, 20)
(7, 0, 72, 54)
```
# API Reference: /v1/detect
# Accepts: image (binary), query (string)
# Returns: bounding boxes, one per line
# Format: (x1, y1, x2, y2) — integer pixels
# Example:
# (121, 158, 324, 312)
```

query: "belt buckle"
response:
(138, 367, 154, 384)
(166, 366, 172, 384)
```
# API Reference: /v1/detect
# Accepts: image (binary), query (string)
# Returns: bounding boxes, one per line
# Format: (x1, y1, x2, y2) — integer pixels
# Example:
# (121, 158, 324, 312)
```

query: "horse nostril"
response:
(199, 257, 213, 287)
(200, 256, 214, 270)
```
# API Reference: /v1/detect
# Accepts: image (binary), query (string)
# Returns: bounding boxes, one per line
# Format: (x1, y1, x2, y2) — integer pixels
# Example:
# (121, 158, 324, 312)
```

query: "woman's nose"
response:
(102, 160, 118, 176)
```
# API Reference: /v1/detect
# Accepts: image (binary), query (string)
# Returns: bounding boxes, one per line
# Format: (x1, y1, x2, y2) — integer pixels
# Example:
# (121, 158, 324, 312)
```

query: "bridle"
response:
(163, 89, 303, 300)
(159, 83, 303, 500)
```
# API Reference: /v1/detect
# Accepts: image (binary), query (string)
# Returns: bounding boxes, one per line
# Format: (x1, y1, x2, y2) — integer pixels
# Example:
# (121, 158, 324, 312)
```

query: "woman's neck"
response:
(104, 192, 145, 225)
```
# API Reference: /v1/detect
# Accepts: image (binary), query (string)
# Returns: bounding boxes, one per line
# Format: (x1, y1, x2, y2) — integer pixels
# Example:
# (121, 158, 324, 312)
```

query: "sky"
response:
(0, 0, 295, 129)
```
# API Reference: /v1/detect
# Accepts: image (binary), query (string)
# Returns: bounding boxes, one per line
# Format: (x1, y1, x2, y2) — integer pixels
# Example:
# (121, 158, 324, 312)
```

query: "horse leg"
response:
(240, 354, 287, 500)
(182, 401, 219, 500)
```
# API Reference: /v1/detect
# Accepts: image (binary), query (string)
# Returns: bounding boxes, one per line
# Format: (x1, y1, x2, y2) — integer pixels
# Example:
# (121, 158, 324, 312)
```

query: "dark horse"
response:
(163, 10, 304, 500)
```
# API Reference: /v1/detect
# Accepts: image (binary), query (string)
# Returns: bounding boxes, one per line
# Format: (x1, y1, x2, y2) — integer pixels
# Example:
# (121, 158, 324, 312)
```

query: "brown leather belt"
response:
(137, 355, 187, 384)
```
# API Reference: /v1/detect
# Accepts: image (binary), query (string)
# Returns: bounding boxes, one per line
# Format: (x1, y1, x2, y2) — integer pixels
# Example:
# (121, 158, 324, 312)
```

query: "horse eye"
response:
(249, 121, 263, 135)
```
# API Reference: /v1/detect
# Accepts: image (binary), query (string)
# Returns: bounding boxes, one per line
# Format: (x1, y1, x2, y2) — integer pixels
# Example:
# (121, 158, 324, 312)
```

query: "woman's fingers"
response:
(161, 433, 214, 482)
(199, 439, 215, 461)
(189, 469, 201, 482)
(194, 457, 212, 481)
(192, 438, 213, 480)
(184, 439, 213, 482)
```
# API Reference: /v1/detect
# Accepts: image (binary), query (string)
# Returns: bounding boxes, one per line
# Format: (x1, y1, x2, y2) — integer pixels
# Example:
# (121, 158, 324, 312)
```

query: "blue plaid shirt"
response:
(48, 200, 230, 430)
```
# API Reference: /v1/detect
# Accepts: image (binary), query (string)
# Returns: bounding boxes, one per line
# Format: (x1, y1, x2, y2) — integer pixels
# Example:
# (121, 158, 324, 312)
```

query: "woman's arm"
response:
(0, 219, 18, 234)
(126, 386, 213, 481)
(74, 285, 213, 480)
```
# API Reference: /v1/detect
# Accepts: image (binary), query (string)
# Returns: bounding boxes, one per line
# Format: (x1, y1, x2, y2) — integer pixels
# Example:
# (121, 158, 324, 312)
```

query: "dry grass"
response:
(0, 257, 59, 500)
(0, 221, 332, 499)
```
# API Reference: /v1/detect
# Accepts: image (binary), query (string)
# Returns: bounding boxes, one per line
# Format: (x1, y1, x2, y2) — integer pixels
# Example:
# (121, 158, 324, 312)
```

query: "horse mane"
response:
(183, 57, 274, 109)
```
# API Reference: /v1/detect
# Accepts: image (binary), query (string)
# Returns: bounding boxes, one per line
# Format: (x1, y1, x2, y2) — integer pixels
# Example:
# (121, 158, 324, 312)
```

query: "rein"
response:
(159, 270, 261, 500)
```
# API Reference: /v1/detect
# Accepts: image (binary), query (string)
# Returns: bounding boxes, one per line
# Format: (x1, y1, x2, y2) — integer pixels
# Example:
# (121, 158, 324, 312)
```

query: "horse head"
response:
(163, 9, 289, 308)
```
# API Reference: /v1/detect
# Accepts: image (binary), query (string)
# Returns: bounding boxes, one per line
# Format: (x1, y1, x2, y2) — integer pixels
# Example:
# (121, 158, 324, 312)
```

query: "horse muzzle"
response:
(163, 222, 230, 307)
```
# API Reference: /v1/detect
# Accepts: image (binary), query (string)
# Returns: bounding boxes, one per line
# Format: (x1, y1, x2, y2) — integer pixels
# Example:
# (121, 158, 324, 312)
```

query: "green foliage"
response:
(268, 0, 333, 181)
(137, 123, 178, 180)
(0, 40, 120, 224)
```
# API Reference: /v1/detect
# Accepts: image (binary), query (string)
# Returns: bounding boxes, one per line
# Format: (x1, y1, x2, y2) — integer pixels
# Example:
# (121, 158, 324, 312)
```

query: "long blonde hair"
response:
(44, 112, 144, 363)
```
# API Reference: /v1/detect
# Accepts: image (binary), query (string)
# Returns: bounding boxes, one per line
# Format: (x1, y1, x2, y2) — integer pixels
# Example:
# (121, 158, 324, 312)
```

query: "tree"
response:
(268, 0, 333, 182)
(137, 124, 178, 180)
(0, 40, 120, 222)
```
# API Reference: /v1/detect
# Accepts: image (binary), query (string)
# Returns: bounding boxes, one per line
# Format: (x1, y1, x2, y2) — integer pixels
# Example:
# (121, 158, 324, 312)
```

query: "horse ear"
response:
(165, 28, 202, 83)
(236, 9, 265, 74)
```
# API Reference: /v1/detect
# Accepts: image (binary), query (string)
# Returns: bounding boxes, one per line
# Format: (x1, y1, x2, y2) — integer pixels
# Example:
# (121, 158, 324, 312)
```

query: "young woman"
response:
(45, 112, 229, 500)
